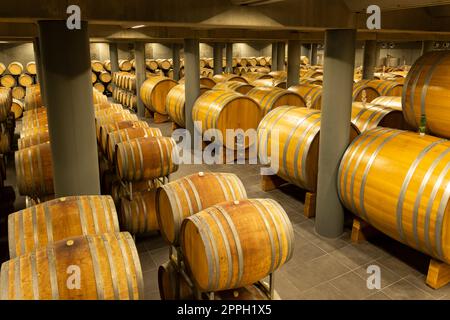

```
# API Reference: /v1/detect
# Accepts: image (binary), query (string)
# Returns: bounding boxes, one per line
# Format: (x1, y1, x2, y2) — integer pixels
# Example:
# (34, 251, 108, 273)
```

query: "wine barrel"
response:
(352, 82, 380, 102)
(21, 114, 48, 131)
(252, 78, 287, 89)
(288, 84, 322, 110)
(106, 127, 162, 162)
(0, 232, 143, 300)
(158, 260, 195, 300)
(99, 71, 112, 83)
(157, 172, 247, 245)
(19, 126, 48, 139)
(99, 120, 149, 153)
(371, 96, 402, 111)
(23, 106, 46, 118)
(257, 106, 359, 192)
(0, 62, 5, 75)
(402, 51, 450, 138)
(192, 90, 261, 150)
(12, 86, 25, 100)
(360, 79, 403, 96)
(8, 195, 119, 258)
(18, 130, 50, 149)
(1, 74, 16, 88)
(166, 84, 210, 128)
(118, 59, 132, 71)
(15, 142, 54, 197)
(247, 86, 305, 116)
(120, 189, 162, 234)
(351, 102, 405, 132)
(11, 99, 24, 119)
(7, 61, 23, 75)
(338, 128, 450, 264)
(178, 77, 216, 89)
(24, 85, 42, 110)
(0, 131, 10, 154)
(146, 59, 159, 72)
(212, 74, 248, 84)
(140, 76, 177, 114)
(213, 81, 254, 94)
(93, 88, 107, 104)
(94, 82, 105, 93)
(180, 198, 294, 292)
(0, 87, 12, 122)
(103, 60, 111, 72)
(91, 72, 97, 84)
(95, 112, 138, 139)
(18, 73, 34, 87)
(268, 70, 287, 80)
(157, 59, 172, 71)
(257, 57, 268, 67)
(115, 136, 178, 181)
(95, 104, 124, 118)
(91, 60, 104, 73)
(242, 72, 272, 83)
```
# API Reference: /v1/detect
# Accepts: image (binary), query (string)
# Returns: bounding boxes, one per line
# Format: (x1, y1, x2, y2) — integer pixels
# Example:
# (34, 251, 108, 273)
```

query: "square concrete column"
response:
(225, 43, 233, 73)
(213, 43, 224, 75)
(38, 20, 100, 197)
(277, 42, 286, 71)
(109, 43, 119, 73)
(134, 42, 146, 117)
(315, 29, 356, 238)
(421, 40, 434, 55)
(172, 43, 181, 81)
(310, 43, 318, 65)
(271, 42, 278, 71)
(362, 40, 378, 80)
(287, 40, 301, 88)
(301, 44, 311, 62)
(32, 37, 47, 106)
(184, 39, 200, 144)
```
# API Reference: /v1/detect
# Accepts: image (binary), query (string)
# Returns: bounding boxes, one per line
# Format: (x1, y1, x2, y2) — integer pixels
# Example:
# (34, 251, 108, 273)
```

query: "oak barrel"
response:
(18, 73, 34, 87)
(1, 74, 16, 88)
(7, 61, 23, 75)
(247, 86, 305, 116)
(252, 78, 287, 89)
(120, 189, 161, 234)
(212, 74, 248, 84)
(352, 82, 381, 102)
(18, 130, 50, 149)
(11, 99, 24, 119)
(351, 102, 405, 132)
(99, 120, 149, 154)
(371, 96, 402, 111)
(213, 81, 254, 94)
(288, 84, 323, 110)
(359, 79, 403, 96)
(26, 62, 36, 75)
(140, 76, 177, 114)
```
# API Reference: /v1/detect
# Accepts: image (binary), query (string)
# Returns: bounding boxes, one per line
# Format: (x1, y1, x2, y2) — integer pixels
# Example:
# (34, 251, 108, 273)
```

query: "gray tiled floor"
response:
(135, 118, 450, 300)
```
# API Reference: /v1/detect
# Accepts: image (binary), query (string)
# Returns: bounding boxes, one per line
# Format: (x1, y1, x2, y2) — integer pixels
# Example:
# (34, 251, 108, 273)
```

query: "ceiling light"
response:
(131, 25, 146, 29)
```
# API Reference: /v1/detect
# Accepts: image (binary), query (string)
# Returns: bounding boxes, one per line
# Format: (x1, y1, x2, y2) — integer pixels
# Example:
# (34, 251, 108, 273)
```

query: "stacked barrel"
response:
(0, 195, 144, 300)
(112, 72, 137, 110)
(155, 171, 293, 300)
(140, 76, 177, 123)
(91, 60, 113, 96)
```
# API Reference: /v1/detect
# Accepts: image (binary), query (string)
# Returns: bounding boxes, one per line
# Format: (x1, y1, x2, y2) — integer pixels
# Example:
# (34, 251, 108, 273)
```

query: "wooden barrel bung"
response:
(140, 76, 177, 114)
(0, 232, 143, 300)
(192, 90, 262, 150)
(351, 102, 405, 132)
(257, 106, 359, 192)
(115, 136, 179, 181)
(8, 195, 119, 258)
(180, 198, 294, 292)
(157, 172, 247, 245)
(247, 86, 305, 116)
(338, 128, 450, 265)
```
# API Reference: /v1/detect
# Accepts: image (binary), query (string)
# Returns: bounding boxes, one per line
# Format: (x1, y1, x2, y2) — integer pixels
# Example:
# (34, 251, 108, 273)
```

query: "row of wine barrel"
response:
(0, 61, 36, 76)
(1, 194, 144, 300)
(0, 73, 35, 89)
(91, 70, 112, 84)
(112, 87, 137, 109)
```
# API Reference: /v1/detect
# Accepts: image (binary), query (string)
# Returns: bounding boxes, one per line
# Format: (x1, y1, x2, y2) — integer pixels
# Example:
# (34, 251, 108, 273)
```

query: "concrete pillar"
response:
(276, 42, 286, 71)
(172, 43, 181, 81)
(225, 43, 233, 73)
(287, 40, 301, 88)
(301, 44, 311, 62)
(271, 42, 278, 71)
(32, 37, 47, 106)
(134, 42, 146, 117)
(310, 43, 318, 65)
(213, 43, 223, 75)
(109, 43, 119, 74)
(184, 39, 200, 144)
(421, 40, 434, 55)
(315, 29, 356, 238)
(362, 40, 378, 80)
(38, 20, 100, 197)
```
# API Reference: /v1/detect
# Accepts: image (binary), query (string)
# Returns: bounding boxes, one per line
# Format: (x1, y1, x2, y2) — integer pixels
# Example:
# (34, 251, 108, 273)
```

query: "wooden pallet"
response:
(350, 217, 450, 290)
(261, 174, 316, 218)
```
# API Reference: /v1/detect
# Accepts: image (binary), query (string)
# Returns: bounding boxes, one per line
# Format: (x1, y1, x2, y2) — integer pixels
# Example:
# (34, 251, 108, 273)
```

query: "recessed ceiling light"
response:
(131, 25, 146, 29)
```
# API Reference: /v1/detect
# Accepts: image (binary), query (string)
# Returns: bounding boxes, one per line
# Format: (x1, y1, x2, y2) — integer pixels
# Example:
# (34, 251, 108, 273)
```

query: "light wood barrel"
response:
(18, 130, 50, 149)
(140, 76, 177, 114)
(353, 82, 381, 102)
(0, 62, 5, 75)
(115, 136, 178, 181)
(0, 87, 12, 122)
(23, 106, 46, 118)
(157, 172, 247, 245)
(1, 74, 16, 88)
(21, 114, 48, 131)
(146, 59, 159, 71)
(242, 72, 272, 83)
(0, 131, 10, 154)
(402, 51, 450, 138)
(257, 57, 268, 67)
(119, 59, 132, 71)
(166, 84, 210, 128)
(158, 260, 194, 300)
(12, 86, 25, 100)
(192, 90, 262, 150)
(8, 195, 119, 258)
(120, 189, 160, 234)
(252, 78, 287, 89)
(360, 79, 403, 96)
(95, 112, 138, 140)
(268, 70, 287, 79)
(111, 179, 160, 207)
(18, 73, 34, 87)
(0, 232, 143, 300)
(99, 71, 112, 83)
(257, 106, 359, 192)
(11, 99, 24, 119)
(106, 127, 162, 162)
(371, 96, 402, 111)
(91, 60, 105, 73)
(24, 85, 42, 110)
(180, 198, 294, 292)
(91, 72, 97, 83)
(15, 142, 54, 197)
(157, 59, 172, 71)
(99, 120, 149, 153)
(247, 86, 305, 116)
(103, 60, 111, 71)
(288, 84, 323, 110)
(213, 81, 254, 94)
(94, 82, 105, 93)
(8, 61, 24, 75)
(212, 74, 248, 84)
(351, 102, 405, 132)
(338, 128, 450, 264)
